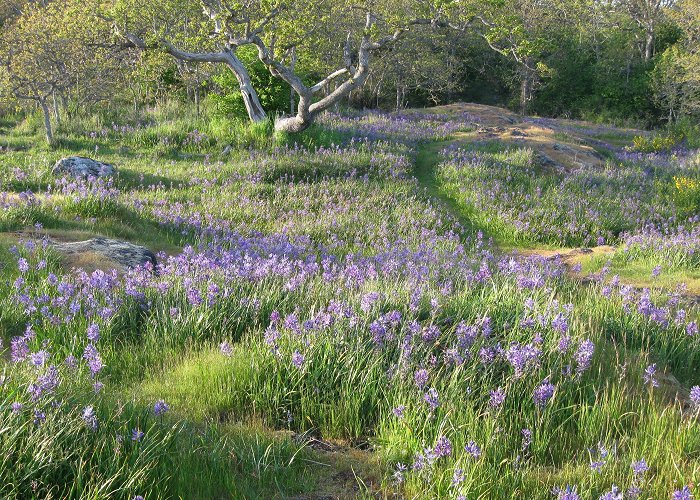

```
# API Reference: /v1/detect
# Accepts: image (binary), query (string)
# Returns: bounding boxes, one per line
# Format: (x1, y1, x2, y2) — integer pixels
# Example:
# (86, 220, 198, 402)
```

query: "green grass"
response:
(0, 103, 699, 498)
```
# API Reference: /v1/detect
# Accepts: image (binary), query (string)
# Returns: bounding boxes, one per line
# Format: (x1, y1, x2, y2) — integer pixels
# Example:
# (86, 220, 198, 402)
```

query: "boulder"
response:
(52, 156, 116, 178)
(52, 237, 156, 271)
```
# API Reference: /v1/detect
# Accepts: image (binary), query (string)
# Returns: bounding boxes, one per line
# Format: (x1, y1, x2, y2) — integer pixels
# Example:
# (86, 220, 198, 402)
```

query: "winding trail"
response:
(413, 132, 487, 238)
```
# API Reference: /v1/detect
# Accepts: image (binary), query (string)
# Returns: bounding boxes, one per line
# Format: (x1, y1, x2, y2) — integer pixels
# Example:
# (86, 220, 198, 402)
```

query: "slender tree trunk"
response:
(519, 69, 534, 116)
(644, 30, 654, 62)
(194, 84, 200, 117)
(52, 91, 61, 126)
(39, 99, 54, 145)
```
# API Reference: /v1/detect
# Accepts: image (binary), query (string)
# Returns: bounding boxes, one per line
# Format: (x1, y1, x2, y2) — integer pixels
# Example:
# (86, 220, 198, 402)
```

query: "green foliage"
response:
(209, 50, 291, 120)
(632, 133, 684, 153)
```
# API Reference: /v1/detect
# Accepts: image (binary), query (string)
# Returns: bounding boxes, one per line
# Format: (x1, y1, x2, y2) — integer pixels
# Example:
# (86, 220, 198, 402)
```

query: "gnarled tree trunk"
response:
(124, 33, 267, 123)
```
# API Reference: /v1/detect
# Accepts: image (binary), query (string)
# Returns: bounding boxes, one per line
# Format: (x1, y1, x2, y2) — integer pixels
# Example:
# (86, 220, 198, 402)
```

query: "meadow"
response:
(0, 103, 699, 499)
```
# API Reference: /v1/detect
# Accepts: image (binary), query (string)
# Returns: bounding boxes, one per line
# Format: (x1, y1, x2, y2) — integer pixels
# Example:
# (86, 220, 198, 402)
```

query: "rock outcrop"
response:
(52, 157, 116, 178)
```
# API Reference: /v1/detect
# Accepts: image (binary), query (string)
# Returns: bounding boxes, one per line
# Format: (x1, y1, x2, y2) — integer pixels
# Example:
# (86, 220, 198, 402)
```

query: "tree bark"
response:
(52, 91, 61, 126)
(39, 98, 54, 145)
(644, 30, 654, 62)
(124, 33, 267, 123)
(519, 60, 535, 115)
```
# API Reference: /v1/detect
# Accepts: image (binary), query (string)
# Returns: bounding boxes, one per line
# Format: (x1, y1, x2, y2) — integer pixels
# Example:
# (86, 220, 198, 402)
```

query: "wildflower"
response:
(551, 313, 569, 334)
(574, 339, 595, 374)
(30, 350, 50, 367)
(521, 428, 532, 451)
(82, 406, 98, 430)
(489, 387, 506, 409)
(631, 458, 649, 476)
(423, 387, 439, 411)
(690, 386, 700, 408)
(414, 368, 429, 389)
(434, 436, 452, 458)
(465, 440, 482, 459)
(590, 460, 605, 472)
(392, 463, 407, 484)
(11, 402, 23, 413)
(291, 351, 305, 369)
(553, 485, 579, 500)
(599, 485, 622, 500)
(87, 324, 100, 342)
(17, 258, 29, 273)
(131, 428, 145, 441)
(392, 405, 405, 418)
(533, 381, 556, 409)
(133, 496, 145, 500)
(219, 341, 233, 357)
(452, 468, 465, 485)
(672, 486, 693, 500)
(652, 265, 662, 278)
(153, 400, 169, 416)
(33, 409, 46, 426)
(643, 364, 659, 388)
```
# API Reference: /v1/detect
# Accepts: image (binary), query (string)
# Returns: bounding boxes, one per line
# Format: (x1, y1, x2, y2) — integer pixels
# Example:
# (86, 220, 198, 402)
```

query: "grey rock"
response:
(52, 156, 116, 178)
(53, 237, 156, 271)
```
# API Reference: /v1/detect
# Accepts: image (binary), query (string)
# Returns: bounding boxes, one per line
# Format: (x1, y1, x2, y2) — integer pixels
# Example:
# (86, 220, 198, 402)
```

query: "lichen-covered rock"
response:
(52, 237, 156, 272)
(52, 156, 116, 178)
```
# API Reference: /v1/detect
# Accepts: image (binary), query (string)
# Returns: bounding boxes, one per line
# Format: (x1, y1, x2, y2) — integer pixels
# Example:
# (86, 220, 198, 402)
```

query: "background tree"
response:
(0, 0, 113, 143)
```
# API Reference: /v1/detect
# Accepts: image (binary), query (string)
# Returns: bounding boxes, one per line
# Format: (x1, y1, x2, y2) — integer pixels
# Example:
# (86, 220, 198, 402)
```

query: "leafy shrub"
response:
(672, 175, 700, 215)
(632, 132, 684, 153)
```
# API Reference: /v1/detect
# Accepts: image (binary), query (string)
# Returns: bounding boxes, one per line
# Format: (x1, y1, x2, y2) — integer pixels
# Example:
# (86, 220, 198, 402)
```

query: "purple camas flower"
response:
(690, 386, 700, 408)
(631, 458, 649, 475)
(574, 339, 595, 374)
(672, 486, 693, 500)
(360, 291, 380, 312)
(652, 265, 662, 278)
(83, 344, 104, 377)
(86, 324, 100, 342)
(219, 341, 233, 357)
(521, 428, 532, 451)
(30, 350, 50, 367)
(489, 387, 506, 409)
(433, 436, 452, 458)
(421, 325, 441, 343)
(154, 400, 169, 416)
(551, 313, 569, 334)
(452, 468, 465, 485)
(11, 335, 30, 363)
(590, 460, 605, 472)
(82, 405, 98, 430)
(17, 258, 29, 273)
(643, 364, 659, 388)
(291, 351, 305, 369)
(505, 342, 541, 377)
(11, 402, 23, 413)
(33, 409, 46, 426)
(392, 405, 405, 418)
(423, 387, 439, 411)
(533, 381, 556, 409)
(599, 485, 623, 500)
(131, 428, 144, 441)
(414, 368, 429, 389)
(465, 440, 482, 459)
(392, 463, 407, 484)
(553, 485, 579, 500)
